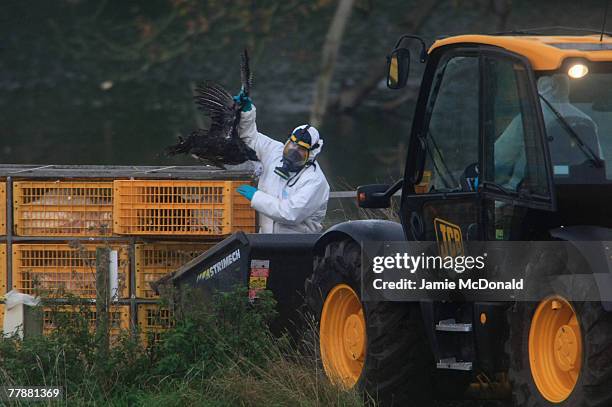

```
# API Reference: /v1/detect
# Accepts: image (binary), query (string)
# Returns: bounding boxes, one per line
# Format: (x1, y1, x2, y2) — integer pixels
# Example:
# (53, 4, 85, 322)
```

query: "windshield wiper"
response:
(480, 180, 551, 202)
(480, 180, 517, 196)
(539, 94, 604, 168)
(480, 180, 537, 199)
(426, 130, 459, 189)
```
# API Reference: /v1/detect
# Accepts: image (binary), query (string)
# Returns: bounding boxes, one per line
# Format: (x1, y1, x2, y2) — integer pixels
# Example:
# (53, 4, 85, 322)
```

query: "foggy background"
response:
(0, 0, 607, 191)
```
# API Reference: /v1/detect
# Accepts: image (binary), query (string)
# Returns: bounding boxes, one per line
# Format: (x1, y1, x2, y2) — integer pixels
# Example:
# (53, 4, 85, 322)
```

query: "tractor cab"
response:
(366, 34, 612, 242)
(336, 33, 612, 405)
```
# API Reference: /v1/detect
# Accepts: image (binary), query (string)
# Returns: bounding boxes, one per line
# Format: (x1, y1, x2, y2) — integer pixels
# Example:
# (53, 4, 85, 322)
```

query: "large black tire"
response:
(509, 300, 612, 406)
(304, 239, 434, 406)
(507, 252, 612, 407)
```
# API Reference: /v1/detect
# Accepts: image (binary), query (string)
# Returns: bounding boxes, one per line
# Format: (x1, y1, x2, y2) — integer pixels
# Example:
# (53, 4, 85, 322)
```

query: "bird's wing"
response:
(208, 117, 235, 140)
(194, 81, 237, 129)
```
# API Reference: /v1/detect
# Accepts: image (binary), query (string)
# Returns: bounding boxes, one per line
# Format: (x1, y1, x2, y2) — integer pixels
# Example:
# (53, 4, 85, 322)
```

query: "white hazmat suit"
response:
(238, 105, 330, 233)
(494, 74, 601, 188)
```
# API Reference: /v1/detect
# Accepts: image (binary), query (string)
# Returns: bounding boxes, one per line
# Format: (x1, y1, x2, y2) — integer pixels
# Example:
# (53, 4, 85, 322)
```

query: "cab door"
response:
(480, 50, 555, 241)
(400, 46, 555, 246)
(400, 48, 483, 248)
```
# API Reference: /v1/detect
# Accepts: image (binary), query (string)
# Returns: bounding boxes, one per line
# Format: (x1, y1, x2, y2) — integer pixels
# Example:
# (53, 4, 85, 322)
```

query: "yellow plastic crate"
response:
(0, 182, 6, 235)
(113, 180, 256, 235)
(135, 242, 215, 298)
(42, 304, 129, 339)
(0, 244, 6, 295)
(231, 185, 257, 233)
(13, 181, 113, 236)
(138, 304, 175, 345)
(12, 243, 129, 299)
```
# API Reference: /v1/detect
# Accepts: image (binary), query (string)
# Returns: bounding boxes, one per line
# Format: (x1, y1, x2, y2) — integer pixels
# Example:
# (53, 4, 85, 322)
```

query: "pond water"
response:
(0, 83, 413, 191)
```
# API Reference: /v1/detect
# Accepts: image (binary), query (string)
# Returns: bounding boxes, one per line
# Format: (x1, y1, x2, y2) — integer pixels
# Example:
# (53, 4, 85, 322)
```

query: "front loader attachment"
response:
(161, 231, 319, 335)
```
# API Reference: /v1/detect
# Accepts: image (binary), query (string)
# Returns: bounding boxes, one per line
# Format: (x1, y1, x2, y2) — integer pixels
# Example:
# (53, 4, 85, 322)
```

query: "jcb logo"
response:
(434, 218, 464, 257)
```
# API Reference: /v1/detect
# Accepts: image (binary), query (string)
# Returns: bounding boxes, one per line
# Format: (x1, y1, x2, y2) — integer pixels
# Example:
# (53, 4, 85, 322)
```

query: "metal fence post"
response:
(129, 238, 138, 338)
(95, 247, 111, 361)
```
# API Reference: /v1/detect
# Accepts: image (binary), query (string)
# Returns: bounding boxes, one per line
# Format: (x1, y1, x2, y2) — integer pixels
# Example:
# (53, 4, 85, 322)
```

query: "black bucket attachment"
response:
(160, 231, 320, 335)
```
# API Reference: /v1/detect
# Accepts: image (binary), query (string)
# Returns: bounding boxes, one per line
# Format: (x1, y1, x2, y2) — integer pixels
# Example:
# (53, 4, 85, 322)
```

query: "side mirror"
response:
(356, 180, 403, 209)
(386, 48, 410, 89)
(357, 184, 391, 208)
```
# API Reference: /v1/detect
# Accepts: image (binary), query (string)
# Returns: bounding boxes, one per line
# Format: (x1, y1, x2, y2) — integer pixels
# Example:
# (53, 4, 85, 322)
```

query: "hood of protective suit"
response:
(537, 74, 570, 103)
(291, 124, 324, 161)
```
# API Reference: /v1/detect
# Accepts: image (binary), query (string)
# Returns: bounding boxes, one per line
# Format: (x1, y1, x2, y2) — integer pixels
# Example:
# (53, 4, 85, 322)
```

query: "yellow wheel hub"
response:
(554, 324, 579, 372)
(320, 284, 366, 388)
(343, 313, 365, 360)
(529, 296, 582, 403)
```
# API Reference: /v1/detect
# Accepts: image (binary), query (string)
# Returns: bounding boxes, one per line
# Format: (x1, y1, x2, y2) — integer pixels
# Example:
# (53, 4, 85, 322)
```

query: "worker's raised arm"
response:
(238, 105, 283, 165)
(250, 172, 329, 225)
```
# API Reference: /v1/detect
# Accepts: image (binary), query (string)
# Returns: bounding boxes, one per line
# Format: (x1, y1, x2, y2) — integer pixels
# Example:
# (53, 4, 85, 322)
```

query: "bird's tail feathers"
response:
(245, 145, 259, 161)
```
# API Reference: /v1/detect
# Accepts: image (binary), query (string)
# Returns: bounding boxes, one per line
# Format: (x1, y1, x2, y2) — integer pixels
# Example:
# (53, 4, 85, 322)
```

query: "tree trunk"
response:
(330, 0, 440, 113)
(310, 0, 355, 127)
(491, 0, 512, 32)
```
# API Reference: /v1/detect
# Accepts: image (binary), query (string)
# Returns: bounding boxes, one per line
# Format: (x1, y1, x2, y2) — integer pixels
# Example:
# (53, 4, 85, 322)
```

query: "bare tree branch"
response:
(380, 83, 419, 110)
(329, 0, 441, 113)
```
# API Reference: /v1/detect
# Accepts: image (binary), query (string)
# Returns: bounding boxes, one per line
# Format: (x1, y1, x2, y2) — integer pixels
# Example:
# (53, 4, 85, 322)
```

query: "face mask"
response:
(274, 161, 293, 180)
(275, 139, 309, 179)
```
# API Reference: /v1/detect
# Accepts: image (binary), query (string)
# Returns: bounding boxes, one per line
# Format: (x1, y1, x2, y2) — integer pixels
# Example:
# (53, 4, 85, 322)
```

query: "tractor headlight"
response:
(568, 63, 589, 79)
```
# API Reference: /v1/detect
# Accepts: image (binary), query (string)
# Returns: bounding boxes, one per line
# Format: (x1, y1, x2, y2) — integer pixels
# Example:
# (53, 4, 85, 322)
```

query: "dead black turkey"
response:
(166, 49, 258, 167)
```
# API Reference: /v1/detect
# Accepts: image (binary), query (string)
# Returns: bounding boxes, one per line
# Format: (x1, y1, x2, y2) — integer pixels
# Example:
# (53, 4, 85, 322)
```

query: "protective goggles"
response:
(283, 139, 310, 167)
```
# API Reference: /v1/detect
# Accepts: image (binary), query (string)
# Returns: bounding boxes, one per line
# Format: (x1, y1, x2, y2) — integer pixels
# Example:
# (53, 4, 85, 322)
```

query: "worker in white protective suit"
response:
(494, 74, 601, 189)
(232, 93, 330, 233)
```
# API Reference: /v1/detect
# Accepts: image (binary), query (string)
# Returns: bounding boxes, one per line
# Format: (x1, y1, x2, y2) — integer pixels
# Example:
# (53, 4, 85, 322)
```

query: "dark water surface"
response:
(0, 1, 415, 194)
(0, 84, 410, 191)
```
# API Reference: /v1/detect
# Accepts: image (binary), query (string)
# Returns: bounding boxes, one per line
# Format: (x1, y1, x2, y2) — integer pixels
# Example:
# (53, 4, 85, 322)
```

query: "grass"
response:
(0, 288, 364, 407)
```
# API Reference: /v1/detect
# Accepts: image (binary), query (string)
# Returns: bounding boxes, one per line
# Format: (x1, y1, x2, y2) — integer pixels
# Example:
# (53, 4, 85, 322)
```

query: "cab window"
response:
(483, 56, 550, 197)
(539, 69, 611, 183)
(415, 55, 480, 194)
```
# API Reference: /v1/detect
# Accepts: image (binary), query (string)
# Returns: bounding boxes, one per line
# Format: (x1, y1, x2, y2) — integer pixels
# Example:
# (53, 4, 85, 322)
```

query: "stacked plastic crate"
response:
(114, 179, 253, 343)
(134, 242, 215, 344)
(0, 167, 255, 342)
(10, 180, 129, 336)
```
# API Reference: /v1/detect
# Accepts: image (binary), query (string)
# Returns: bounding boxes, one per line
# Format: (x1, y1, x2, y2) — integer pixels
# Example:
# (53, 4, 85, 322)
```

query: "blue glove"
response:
(237, 184, 257, 201)
(232, 88, 253, 112)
